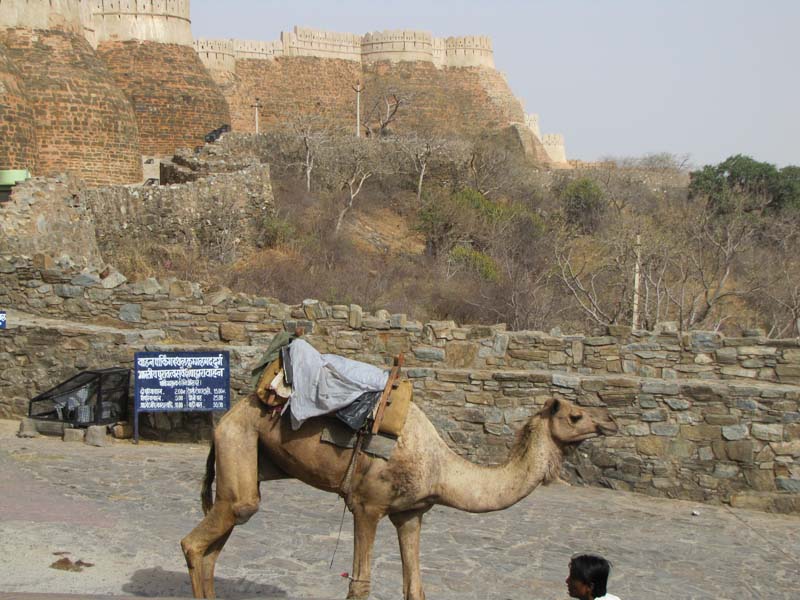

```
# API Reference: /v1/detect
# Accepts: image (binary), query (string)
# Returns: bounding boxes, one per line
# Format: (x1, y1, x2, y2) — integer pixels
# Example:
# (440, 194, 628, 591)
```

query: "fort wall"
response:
(193, 38, 234, 72)
(0, 43, 38, 170)
(87, 0, 193, 46)
(97, 40, 230, 156)
(0, 26, 143, 184)
(542, 133, 567, 164)
(362, 30, 434, 64)
(1, 246, 798, 513)
(285, 27, 361, 61)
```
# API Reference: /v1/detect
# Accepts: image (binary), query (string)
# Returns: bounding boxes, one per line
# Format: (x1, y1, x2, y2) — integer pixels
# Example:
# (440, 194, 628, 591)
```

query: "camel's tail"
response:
(201, 441, 215, 515)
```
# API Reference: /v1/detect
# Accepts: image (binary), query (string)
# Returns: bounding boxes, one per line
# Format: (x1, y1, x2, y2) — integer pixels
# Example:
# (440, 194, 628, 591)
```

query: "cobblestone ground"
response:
(0, 420, 798, 600)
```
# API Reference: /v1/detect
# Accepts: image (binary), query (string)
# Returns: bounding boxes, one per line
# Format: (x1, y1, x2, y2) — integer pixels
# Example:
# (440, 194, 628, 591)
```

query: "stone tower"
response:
(90, 0, 231, 156)
(0, 0, 142, 184)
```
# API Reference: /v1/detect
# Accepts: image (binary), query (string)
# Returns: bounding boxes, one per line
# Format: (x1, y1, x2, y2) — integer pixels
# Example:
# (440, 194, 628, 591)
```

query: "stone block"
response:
(713, 463, 739, 479)
(725, 440, 754, 463)
(302, 299, 326, 320)
(111, 422, 133, 439)
(651, 422, 679, 436)
(641, 409, 667, 422)
(730, 493, 774, 511)
(219, 322, 247, 342)
(63, 428, 85, 443)
(17, 418, 40, 438)
(783, 349, 800, 363)
(715, 347, 738, 364)
(624, 423, 650, 436)
(54, 284, 83, 298)
(85, 425, 108, 447)
(641, 381, 679, 395)
(737, 346, 777, 356)
(704, 414, 739, 426)
(751, 423, 783, 442)
(681, 424, 721, 442)
(776, 478, 800, 492)
(552, 373, 581, 389)
(583, 336, 616, 346)
(744, 469, 776, 491)
(770, 440, 800, 457)
(413, 346, 445, 362)
(664, 398, 691, 410)
(572, 340, 584, 365)
(776, 364, 800, 378)
(722, 425, 749, 441)
(335, 334, 361, 350)
(119, 303, 142, 323)
(362, 317, 390, 330)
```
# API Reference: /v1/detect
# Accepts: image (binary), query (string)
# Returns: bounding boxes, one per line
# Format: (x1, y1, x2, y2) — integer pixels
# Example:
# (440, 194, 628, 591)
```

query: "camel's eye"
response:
(569, 414, 582, 424)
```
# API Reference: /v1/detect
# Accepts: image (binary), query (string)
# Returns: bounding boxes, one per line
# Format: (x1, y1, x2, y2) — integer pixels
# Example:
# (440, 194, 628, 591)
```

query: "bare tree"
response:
(362, 87, 413, 138)
(396, 134, 466, 203)
(318, 137, 378, 235)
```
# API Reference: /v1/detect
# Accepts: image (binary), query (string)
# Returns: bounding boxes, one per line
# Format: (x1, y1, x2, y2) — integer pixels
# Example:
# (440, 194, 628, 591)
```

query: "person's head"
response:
(566, 554, 611, 600)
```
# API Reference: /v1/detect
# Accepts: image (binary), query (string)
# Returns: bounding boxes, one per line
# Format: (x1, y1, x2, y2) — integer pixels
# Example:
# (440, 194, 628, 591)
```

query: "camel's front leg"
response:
(347, 508, 381, 599)
(389, 508, 429, 600)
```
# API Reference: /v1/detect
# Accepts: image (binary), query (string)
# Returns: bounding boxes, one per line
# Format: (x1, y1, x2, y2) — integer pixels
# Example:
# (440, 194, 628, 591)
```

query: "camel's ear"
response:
(542, 398, 561, 417)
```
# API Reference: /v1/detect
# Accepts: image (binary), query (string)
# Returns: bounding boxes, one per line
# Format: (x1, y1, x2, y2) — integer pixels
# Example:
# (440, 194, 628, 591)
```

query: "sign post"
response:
(133, 351, 230, 443)
(0, 311, 6, 329)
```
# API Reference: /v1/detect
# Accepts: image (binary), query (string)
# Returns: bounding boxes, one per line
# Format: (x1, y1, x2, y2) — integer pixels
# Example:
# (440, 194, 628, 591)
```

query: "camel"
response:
(181, 392, 617, 600)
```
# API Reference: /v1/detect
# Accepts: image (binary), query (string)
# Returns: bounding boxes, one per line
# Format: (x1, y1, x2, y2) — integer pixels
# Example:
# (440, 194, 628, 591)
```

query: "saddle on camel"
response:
(181, 331, 618, 600)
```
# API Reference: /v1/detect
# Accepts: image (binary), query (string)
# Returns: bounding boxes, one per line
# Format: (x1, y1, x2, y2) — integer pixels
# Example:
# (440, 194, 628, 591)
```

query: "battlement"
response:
(362, 29, 435, 63)
(525, 113, 541, 139)
(194, 38, 235, 72)
(89, 0, 193, 46)
(234, 39, 284, 60)
(542, 133, 567, 163)
(284, 26, 361, 61)
(442, 35, 494, 68)
(0, 0, 85, 34)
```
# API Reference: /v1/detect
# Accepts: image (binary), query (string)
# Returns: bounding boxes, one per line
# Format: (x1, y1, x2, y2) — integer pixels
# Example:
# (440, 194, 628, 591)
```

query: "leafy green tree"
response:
(689, 154, 800, 213)
(559, 178, 606, 233)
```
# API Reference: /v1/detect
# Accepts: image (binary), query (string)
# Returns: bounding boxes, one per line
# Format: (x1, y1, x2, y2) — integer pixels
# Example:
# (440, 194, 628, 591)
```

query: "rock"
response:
(119, 303, 142, 323)
(85, 425, 108, 447)
(63, 428, 85, 443)
(651, 422, 679, 436)
(302, 299, 327, 320)
(17, 418, 40, 438)
(111, 422, 133, 439)
(776, 478, 800, 492)
(722, 425, 749, 441)
(169, 280, 194, 299)
(725, 440, 754, 463)
(348, 304, 363, 329)
(583, 336, 616, 346)
(142, 278, 163, 295)
(389, 314, 407, 329)
(54, 284, 83, 298)
(715, 347, 738, 364)
(641, 381, 680, 395)
(552, 373, 581, 389)
(100, 268, 127, 289)
(751, 423, 783, 442)
(70, 271, 100, 287)
(665, 398, 691, 410)
(413, 346, 445, 362)
(219, 322, 247, 342)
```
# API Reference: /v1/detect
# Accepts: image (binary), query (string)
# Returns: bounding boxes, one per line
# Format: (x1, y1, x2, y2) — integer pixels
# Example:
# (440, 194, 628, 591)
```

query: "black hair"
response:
(569, 554, 611, 598)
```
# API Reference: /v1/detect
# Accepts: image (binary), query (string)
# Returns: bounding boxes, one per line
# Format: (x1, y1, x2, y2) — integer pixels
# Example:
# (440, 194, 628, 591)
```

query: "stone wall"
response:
(0, 27, 143, 185)
(96, 40, 230, 156)
(0, 175, 103, 265)
(82, 165, 274, 259)
(1, 257, 798, 512)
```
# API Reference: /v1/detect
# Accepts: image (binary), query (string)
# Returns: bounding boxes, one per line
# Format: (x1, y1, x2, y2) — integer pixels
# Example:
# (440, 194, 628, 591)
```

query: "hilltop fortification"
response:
(2, 2, 570, 183)
(195, 26, 558, 154)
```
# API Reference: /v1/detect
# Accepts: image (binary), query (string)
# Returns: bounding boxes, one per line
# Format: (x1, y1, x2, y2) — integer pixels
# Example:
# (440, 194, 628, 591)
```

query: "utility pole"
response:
(251, 97, 263, 134)
(632, 233, 642, 329)
(352, 81, 363, 137)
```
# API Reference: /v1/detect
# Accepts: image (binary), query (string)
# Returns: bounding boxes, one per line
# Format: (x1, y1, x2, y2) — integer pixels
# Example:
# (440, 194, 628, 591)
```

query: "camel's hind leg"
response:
(389, 508, 430, 600)
(347, 507, 382, 599)
(181, 423, 261, 598)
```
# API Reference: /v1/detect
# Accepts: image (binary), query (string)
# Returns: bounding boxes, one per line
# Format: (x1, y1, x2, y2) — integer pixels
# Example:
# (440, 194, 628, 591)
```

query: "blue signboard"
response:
(0, 311, 5, 329)
(134, 351, 230, 442)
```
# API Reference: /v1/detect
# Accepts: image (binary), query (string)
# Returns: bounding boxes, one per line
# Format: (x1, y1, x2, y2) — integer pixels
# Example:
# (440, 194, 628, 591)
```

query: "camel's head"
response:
(540, 398, 618, 446)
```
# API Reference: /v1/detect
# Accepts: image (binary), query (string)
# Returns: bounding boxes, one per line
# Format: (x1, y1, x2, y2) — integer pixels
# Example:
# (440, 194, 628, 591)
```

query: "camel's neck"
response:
(433, 416, 561, 513)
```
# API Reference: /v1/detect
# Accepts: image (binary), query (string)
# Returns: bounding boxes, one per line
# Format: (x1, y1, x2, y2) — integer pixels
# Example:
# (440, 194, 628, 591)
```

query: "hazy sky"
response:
(192, 0, 799, 168)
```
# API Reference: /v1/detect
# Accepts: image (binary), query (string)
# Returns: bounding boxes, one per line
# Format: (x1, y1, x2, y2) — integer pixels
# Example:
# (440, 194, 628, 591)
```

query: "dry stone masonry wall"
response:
(1, 257, 798, 513)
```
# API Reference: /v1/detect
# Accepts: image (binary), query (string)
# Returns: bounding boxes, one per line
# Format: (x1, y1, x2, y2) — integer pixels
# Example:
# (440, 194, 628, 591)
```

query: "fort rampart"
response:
(195, 26, 495, 71)
(88, 0, 192, 46)
(1, 250, 798, 513)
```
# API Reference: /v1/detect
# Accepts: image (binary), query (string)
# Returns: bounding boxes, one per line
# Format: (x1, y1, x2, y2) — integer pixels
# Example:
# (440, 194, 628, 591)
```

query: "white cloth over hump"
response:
(287, 338, 389, 430)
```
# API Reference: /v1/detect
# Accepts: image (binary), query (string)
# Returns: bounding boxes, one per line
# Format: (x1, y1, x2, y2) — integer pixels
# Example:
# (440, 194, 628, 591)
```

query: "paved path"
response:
(0, 420, 798, 600)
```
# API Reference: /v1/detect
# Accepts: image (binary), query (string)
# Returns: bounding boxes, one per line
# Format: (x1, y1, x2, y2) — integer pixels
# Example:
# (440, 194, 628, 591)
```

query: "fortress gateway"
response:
(0, 0, 567, 185)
